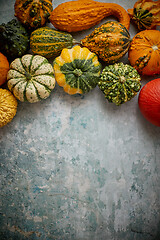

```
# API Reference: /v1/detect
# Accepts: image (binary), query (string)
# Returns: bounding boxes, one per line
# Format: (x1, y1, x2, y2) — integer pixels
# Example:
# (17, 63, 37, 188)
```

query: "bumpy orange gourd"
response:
(49, 0, 130, 32)
(14, 0, 53, 29)
(0, 53, 9, 86)
(128, 30, 160, 76)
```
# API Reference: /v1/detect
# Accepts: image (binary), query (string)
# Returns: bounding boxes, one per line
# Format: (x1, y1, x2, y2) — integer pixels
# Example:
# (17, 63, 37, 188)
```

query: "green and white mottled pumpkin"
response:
(30, 27, 77, 58)
(98, 62, 141, 105)
(7, 54, 55, 103)
(53, 45, 102, 95)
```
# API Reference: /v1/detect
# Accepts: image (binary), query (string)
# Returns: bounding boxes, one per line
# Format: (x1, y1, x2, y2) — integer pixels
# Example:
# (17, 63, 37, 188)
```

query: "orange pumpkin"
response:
(0, 53, 10, 86)
(128, 30, 160, 76)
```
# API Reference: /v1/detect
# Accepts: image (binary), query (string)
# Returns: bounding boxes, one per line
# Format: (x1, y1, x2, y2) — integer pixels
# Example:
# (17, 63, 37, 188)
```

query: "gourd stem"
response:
(73, 39, 81, 45)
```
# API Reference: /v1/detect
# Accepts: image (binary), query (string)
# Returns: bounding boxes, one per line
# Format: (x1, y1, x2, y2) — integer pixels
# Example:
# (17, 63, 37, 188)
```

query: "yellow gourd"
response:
(0, 89, 18, 127)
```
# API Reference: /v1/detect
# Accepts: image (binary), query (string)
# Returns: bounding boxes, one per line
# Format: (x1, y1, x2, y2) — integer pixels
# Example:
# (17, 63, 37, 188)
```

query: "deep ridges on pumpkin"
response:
(14, 0, 53, 29)
(53, 45, 102, 95)
(7, 54, 55, 103)
(128, 30, 160, 75)
(81, 21, 131, 64)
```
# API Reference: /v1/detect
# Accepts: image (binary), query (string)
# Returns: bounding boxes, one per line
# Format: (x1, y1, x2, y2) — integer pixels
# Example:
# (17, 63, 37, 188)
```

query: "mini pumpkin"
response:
(128, 0, 160, 30)
(14, 0, 53, 29)
(81, 21, 131, 64)
(98, 62, 141, 106)
(128, 30, 160, 76)
(0, 89, 18, 128)
(0, 53, 9, 86)
(53, 45, 102, 95)
(7, 54, 55, 103)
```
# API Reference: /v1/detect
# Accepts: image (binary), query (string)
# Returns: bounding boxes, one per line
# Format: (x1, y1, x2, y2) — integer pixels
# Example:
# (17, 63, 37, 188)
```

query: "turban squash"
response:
(53, 45, 102, 95)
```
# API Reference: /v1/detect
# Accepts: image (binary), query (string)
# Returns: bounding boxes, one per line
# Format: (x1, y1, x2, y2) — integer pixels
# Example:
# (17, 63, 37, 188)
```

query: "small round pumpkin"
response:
(138, 78, 160, 127)
(0, 89, 18, 128)
(7, 54, 55, 103)
(14, 0, 53, 29)
(128, 30, 160, 76)
(53, 45, 102, 95)
(98, 62, 141, 105)
(0, 53, 9, 86)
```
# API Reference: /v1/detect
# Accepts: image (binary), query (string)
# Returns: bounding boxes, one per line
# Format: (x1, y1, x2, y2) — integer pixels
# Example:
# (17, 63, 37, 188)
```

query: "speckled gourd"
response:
(98, 62, 141, 105)
(81, 21, 131, 64)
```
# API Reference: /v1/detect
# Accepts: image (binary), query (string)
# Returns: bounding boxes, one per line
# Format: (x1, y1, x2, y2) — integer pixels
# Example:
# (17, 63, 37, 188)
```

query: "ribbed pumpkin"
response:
(7, 54, 55, 103)
(81, 21, 131, 64)
(0, 53, 10, 86)
(0, 89, 18, 128)
(30, 27, 77, 58)
(14, 0, 53, 29)
(98, 62, 141, 105)
(53, 45, 102, 95)
(128, 30, 160, 75)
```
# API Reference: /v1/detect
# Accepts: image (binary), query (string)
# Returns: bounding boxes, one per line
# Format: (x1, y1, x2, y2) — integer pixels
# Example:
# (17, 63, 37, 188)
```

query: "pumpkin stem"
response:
(73, 68, 82, 77)
(25, 72, 32, 80)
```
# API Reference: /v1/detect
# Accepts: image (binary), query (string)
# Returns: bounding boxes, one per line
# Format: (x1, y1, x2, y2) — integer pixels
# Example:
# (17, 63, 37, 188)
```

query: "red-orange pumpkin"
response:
(138, 78, 160, 127)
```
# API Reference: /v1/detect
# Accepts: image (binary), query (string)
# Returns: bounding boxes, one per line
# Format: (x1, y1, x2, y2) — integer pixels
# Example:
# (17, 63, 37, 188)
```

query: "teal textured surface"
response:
(0, 0, 160, 239)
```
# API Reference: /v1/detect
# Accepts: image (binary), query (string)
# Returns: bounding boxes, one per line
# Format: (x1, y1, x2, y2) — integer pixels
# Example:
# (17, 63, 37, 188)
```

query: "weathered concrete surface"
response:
(0, 1, 160, 239)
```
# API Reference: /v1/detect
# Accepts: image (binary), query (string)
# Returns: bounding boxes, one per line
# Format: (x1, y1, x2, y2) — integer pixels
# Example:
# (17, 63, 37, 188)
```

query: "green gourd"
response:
(98, 62, 141, 105)
(7, 54, 55, 103)
(0, 19, 30, 60)
(53, 45, 102, 95)
(30, 27, 78, 58)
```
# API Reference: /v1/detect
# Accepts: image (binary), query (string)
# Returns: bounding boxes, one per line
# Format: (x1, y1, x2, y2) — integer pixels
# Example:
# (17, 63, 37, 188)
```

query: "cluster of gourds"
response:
(0, 0, 160, 127)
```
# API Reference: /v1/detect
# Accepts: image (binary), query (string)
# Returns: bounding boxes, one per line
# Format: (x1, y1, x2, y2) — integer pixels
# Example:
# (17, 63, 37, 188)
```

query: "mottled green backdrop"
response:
(0, 0, 160, 240)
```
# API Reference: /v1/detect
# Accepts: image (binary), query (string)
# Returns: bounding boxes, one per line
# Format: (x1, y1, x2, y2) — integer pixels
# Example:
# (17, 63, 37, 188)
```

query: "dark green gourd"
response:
(0, 19, 30, 60)
(98, 63, 141, 105)
(30, 27, 78, 58)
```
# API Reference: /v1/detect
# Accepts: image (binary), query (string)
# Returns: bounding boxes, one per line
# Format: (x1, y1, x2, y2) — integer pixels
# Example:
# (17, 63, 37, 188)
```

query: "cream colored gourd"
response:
(7, 54, 55, 103)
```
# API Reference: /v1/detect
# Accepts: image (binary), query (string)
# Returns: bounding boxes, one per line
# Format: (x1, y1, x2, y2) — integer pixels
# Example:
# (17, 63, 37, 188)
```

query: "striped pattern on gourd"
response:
(30, 27, 76, 58)
(7, 54, 55, 103)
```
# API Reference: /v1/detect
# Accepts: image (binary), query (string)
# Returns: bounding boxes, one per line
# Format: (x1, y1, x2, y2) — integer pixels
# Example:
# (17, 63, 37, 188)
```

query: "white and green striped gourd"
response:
(7, 54, 55, 103)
